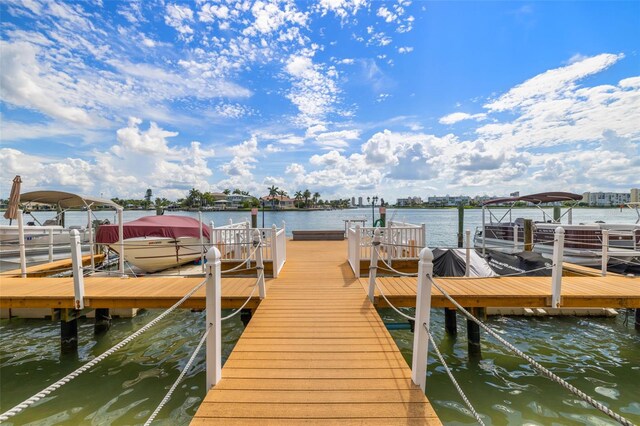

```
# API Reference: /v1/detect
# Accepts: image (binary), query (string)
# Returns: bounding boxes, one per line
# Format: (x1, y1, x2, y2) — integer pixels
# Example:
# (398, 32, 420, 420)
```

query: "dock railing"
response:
(210, 221, 286, 276)
(347, 222, 426, 276)
(364, 231, 635, 426)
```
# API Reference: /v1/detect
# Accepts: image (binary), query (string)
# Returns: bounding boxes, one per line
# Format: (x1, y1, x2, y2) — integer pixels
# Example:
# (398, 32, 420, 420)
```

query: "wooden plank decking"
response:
(192, 240, 440, 425)
(366, 275, 640, 309)
(2, 254, 106, 277)
(0, 276, 265, 310)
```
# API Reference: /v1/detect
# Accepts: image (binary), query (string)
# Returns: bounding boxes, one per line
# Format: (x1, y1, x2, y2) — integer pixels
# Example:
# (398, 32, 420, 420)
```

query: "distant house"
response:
(261, 195, 295, 209)
(227, 194, 253, 208)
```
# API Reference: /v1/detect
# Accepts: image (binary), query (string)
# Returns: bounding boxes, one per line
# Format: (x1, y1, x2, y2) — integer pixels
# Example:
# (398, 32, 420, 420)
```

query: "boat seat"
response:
(43, 219, 58, 226)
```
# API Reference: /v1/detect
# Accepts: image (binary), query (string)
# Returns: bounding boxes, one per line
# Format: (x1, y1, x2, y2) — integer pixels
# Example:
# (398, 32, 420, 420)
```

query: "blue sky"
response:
(1, 0, 638, 202)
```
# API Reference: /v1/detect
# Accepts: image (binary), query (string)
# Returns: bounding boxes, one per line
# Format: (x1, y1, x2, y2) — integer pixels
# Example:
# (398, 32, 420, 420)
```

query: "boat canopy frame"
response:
(481, 192, 583, 225)
(19, 190, 121, 227)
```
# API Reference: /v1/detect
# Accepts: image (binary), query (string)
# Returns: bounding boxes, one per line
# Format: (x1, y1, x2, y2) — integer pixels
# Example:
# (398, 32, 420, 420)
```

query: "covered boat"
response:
(96, 215, 211, 273)
(474, 192, 640, 267)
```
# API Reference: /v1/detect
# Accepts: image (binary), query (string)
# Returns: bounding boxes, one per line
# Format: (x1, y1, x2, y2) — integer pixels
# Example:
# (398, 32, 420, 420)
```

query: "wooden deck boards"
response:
(0, 276, 265, 309)
(367, 274, 640, 308)
(191, 240, 440, 425)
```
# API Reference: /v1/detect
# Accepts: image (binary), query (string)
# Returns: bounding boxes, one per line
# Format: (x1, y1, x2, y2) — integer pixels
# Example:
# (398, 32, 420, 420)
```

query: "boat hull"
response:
(108, 237, 206, 273)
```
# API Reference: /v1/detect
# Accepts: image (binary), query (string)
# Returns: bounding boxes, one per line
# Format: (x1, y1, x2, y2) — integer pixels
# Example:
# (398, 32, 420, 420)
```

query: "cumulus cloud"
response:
(439, 112, 487, 125)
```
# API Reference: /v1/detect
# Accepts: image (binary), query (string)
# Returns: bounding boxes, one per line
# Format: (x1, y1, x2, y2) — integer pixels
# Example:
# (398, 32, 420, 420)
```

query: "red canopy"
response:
(96, 215, 211, 244)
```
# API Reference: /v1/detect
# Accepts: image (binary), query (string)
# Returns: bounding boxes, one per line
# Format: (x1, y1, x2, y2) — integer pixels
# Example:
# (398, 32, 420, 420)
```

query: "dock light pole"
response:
(367, 196, 379, 226)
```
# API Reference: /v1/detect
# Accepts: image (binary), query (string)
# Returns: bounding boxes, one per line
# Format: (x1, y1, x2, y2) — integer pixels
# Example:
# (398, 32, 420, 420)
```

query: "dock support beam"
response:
(444, 308, 457, 336)
(205, 246, 222, 390)
(467, 308, 482, 359)
(94, 308, 111, 334)
(635, 309, 640, 331)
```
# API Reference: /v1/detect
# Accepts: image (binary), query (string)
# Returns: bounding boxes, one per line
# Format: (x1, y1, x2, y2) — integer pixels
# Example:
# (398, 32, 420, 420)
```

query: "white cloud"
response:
(285, 163, 305, 174)
(315, 129, 360, 150)
(398, 46, 413, 54)
(484, 53, 624, 112)
(439, 112, 487, 125)
(164, 3, 194, 40)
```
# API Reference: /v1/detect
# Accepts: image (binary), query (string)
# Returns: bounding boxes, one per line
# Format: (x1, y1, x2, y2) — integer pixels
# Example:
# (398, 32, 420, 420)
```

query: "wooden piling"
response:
(240, 309, 252, 327)
(467, 308, 482, 358)
(444, 308, 457, 336)
(251, 208, 258, 228)
(635, 309, 640, 331)
(94, 308, 111, 334)
(457, 204, 464, 248)
(60, 318, 78, 354)
(524, 219, 533, 251)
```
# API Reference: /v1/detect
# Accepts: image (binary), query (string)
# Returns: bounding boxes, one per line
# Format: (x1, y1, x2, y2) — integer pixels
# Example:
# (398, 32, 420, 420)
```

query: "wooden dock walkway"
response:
(191, 240, 440, 425)
(365, 275, 640, 309)
(0, 276, 264, 310)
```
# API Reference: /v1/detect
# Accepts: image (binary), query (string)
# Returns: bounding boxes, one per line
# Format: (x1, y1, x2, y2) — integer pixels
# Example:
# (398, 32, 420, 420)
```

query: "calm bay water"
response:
(1, 207, 639, 425)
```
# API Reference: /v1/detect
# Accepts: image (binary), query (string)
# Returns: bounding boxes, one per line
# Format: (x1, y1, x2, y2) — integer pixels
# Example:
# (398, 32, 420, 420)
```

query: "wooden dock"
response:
(0, 276, 265, 310)
(191, 240, 440, 424)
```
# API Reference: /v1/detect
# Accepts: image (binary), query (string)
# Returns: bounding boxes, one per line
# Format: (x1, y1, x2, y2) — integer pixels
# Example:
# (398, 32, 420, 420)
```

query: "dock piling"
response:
(467, 308, 482, 359)
(444, 308, 457, 336)
(70, 230, 85, 310)
(368, 228, 381, 303)
(94, 308, 111, 334)
(524, 219, 533, 251)
(60, 317, 78, 354)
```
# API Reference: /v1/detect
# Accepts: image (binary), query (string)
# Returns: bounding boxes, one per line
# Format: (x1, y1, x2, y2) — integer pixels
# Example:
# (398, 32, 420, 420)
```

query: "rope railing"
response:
(424, 274, 635, 426)
(221, 270, 263, 321)
(423, 323, 485, 425)
(0, 276, 208, 423)
(143, 323, 213, 426)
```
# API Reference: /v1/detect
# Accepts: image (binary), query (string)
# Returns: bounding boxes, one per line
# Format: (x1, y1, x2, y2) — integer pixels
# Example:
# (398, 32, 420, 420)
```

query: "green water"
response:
(1, 307, 638, 425)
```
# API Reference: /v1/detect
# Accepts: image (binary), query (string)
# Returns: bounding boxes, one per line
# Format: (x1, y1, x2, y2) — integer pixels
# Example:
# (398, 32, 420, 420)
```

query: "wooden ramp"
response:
(192, 240, 440, 425)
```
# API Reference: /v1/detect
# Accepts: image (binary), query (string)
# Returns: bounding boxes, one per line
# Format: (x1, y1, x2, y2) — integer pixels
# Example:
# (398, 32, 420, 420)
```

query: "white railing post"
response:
(271, 224, 278, 278)
(87, 208, 95, 271)
(17, 209, 27, 278)
(205, 246, 222, 390)
(551, 226, 565, 308)
(513, 224, 519, 250)
(228, 218, 233, 226)
(117, 207, 125, 276)
(601, 229, 609, 277)
(355, 224, 361, 277)
(70, 229, 85, 310)
(368, 228, 381, 303)
(198, 211, 205, 272)
(465, 229, 471, 277)
(48, 228, 54, 263)
(385, 220, 392, 265)
(209, 221, 215, 245)
(412, 247, 434, 392)
(253, 230, 266, 299)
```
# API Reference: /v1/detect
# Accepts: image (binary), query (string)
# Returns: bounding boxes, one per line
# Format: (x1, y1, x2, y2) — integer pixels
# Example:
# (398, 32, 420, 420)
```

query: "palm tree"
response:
(223, 188, 231, 195)
(294, 191, 303, 208)
(268, 185, 279, 210)
(303, 189, 311, 208)
(313, 192, 320, 208)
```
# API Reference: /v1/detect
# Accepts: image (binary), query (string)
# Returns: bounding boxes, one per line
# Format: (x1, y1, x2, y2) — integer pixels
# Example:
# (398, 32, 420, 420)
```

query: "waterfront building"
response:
(631, 188, 639, 203)
(261, 195, 296, 209)
(358, 196, 363, 207)
(427, 195, 471, 206)
(396, 196, 423, 206)
(351, 197, 356, 207)
(226, 194, 253, 208)
(582, 192, 631, 206)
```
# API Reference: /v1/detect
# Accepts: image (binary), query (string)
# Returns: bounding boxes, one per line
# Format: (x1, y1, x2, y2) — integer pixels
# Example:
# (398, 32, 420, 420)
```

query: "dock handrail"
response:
(365, 233, 635, 426)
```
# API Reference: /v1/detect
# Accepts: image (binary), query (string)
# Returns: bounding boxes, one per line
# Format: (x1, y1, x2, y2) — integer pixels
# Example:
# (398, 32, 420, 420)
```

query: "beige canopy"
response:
(20, 190, 121, 209)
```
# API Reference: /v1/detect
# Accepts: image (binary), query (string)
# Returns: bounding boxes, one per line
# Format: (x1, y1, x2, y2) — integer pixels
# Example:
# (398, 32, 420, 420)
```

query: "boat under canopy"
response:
(96, 215, 211, 244)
